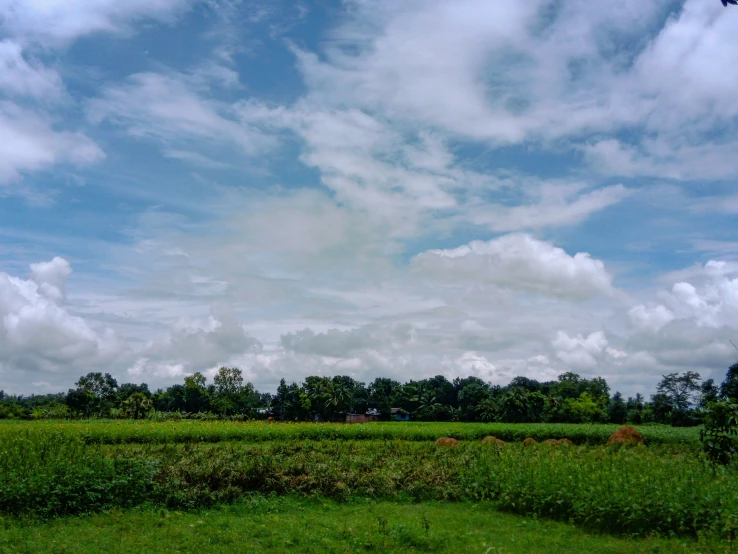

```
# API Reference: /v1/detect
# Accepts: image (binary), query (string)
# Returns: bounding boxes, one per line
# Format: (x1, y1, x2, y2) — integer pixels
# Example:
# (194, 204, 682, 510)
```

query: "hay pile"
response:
(522, 438, 537, 446)
(481, 435, 505, 446)
(544, 438, 573, 446)
(435, 437, 459, 447)
(606, 426, 644, 446)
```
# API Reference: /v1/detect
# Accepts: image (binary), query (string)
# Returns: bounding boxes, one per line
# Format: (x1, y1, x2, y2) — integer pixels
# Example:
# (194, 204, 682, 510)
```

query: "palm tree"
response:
(122, 393, 153, 419)
(325, 382, 351, 419)
(476, 398, 499, 422)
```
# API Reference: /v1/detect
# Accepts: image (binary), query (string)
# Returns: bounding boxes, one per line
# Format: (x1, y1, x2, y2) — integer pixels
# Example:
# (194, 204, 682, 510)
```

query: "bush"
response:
(700, 401, 738, 465)
(0, 431, 155, 517)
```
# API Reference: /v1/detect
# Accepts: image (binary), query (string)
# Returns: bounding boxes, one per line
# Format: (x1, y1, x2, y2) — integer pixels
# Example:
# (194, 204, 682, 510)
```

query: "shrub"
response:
(700, 401, 738, 465)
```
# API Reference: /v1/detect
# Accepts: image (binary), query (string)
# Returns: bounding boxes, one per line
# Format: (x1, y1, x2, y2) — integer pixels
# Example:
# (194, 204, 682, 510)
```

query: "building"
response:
(345, 412, 380, 423)
(391, 408, 410, 421)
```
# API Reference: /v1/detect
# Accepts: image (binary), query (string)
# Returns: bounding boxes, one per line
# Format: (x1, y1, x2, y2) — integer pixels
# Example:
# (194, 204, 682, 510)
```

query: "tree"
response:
(368, 377, 400, 420)
(68, 372, 119, 417)
(324, 378, 352, 420)
(699, 379, 720, 408)
(350, 386, 370, 414)
(184, 372, 210, 413)
(475, 397, 499, 422)
(213, 367, 244, 397)
(567, 392, 605, 423)
(121, 392, 153, 419)
(644, 393, 673, 424)
(117, 383, 150, 403)
(721, 362, 738, 401)
(626, 394, 644, 424)
(657, 372, 701, 413)
(153, 385, 186, 412)
(608, 392, 627, 424)
(455, 378, 490, 422)
(271, 379, 311, 421)
(721, 0, 738, 7)
(499, 387, 531, 423)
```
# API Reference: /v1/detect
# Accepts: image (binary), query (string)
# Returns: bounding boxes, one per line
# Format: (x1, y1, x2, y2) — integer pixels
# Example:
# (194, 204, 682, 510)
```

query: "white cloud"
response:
(412, 233, 614, 298)
(0, 0, 194, 47)
(552, 330, 611, 370)
(629, 304, 675, 333)
(128, 304, 262, 379)
(0, 102, 104, 185)
(88, 72, 275, 156)
(29, 256, 71, 304)
(0, 40, 63, 99)
(0, 258, 126, 375)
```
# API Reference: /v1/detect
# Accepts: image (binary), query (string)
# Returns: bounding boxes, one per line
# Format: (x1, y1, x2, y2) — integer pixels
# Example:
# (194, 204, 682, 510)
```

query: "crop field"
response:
(0, 419, 702, 445)
(1, 420, 735, 553)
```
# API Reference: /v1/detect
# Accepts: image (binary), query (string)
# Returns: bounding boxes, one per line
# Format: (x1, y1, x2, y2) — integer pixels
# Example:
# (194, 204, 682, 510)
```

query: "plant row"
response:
(0, 420, 702, 445)
(2, 431, 737, 539)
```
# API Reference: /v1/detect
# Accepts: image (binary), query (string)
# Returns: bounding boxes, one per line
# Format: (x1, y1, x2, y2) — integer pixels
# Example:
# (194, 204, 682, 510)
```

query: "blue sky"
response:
(1, 0, 737, 395)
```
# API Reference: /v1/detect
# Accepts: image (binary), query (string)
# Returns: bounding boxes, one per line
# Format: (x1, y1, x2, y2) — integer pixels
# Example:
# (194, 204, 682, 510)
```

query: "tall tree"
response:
(608, 392, 627, 424)
(657, 372, 702, 413)
(721, 362, 738, 401)
(67, 372, 119, 417)
(699, 379, 720, 408)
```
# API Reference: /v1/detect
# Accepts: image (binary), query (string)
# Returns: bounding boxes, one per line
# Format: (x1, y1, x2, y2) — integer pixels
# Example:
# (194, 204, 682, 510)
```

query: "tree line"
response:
(1, 362, 737, 425)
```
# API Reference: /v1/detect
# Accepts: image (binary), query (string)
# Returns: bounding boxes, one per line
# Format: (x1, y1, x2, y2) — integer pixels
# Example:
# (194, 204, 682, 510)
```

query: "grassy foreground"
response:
(0, 497, 725, 554)
(0, 420, 702, 445)
(4, 429, 738, 539)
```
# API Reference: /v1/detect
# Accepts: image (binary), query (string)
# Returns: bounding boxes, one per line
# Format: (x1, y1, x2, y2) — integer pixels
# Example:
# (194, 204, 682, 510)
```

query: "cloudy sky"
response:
(1, 0, 737, 396)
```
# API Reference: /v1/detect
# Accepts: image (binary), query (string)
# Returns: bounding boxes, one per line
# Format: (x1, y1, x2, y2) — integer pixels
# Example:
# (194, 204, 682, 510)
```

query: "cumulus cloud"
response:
(280, 322, 416, 357)
(0, 258, 126, 375)
(552, 330, 616, 370)
(630, 261, 738, 332)
(412, 233, 614, 298)
(127, 304, 262, 379)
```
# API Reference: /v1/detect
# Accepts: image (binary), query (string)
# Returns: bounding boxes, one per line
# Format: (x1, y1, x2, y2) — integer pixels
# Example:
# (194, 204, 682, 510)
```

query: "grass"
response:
(0, 497, 728, 554)
(3, 428, 737, 540)
(0, 419, 702, 446)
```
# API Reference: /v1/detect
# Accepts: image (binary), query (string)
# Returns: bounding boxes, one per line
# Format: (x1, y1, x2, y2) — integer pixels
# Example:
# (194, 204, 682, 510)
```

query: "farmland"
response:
(0, 419, 702, 445)
(1, 420, 736, 552)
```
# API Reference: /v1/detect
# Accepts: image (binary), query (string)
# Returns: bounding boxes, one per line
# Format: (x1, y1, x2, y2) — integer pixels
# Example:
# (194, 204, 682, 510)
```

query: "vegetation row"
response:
(2, 431, 737, 540)
(0, 420, 703, 446)
(3, 360, 738, 429)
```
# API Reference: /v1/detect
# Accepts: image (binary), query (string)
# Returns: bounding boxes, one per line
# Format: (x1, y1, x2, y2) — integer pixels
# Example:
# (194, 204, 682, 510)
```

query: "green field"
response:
(0, 419, 702, 445)
(1, 497, 726, 554)
(1, 420, 735, 553)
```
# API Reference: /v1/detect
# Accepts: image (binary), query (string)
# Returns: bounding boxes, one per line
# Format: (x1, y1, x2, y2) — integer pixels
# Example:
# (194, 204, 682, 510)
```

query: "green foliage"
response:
(2, 497, 718, 554)
(722, 361, 738, 401)
(0, 420, 701, 446)
(0, 430, 155, 517)
(700, 400, 738, 465)
(657, 371, 702, 414)
(566, 392, 606, 423)
(121, 393, 153, 419)
(2, 425, 737, 542)
(465, 443, 738, 538)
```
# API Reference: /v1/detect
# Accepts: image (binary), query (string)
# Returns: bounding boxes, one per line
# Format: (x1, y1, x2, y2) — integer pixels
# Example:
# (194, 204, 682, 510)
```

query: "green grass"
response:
(3, 429, 737, 540)
(0, 497, 728, 554)
(0, 419, 702, 446)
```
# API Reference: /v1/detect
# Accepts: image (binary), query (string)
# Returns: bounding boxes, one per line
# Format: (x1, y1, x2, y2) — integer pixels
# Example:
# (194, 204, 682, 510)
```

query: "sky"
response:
(1, 0, 737, 397)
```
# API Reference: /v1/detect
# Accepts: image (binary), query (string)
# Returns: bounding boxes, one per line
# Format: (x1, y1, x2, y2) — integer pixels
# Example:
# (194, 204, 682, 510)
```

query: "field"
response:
(0, 419, 702, 445)
(1, 420, 735, 553)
